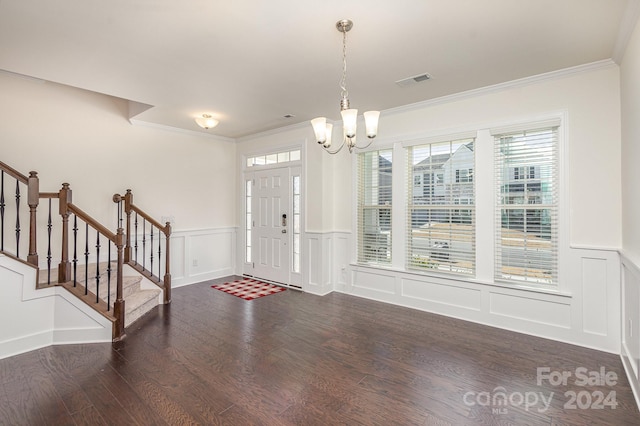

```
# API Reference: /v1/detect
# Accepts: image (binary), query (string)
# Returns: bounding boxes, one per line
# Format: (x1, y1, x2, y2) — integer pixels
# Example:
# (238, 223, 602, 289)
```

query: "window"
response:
(407, 138, 475, 274)
(292, 175, 301, 273)
(455, 168, 473, 183)
(494, 126, 558, 286)
(245, 179, 252, 263)
(357, 150, 392, 264)
(247, 149, 300, 167)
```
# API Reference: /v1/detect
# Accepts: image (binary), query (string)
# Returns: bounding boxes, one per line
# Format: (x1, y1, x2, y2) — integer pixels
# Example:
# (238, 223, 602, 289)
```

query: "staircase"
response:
(39, 262, 161, 328)
(0, 160, 171, 341)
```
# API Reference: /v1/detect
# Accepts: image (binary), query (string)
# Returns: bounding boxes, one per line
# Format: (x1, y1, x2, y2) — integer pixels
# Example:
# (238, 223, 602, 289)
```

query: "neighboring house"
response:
(411, 142, 474, 227)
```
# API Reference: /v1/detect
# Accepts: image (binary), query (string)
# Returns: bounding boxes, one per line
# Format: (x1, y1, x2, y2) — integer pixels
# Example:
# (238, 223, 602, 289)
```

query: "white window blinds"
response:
(357, 150, 393, 265)
(406, 138, 475, 275)
(494, 126, 559, 286)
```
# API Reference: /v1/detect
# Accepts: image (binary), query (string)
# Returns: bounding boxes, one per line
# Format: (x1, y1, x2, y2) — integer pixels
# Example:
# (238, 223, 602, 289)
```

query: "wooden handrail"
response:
(130, 204, 170, 235)
(39, 192, 60, 199)
(67, 203, 118, 242)
(0, 160, 29, 183)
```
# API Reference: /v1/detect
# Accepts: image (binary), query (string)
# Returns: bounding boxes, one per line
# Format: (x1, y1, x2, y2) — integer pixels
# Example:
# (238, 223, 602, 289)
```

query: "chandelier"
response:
(311, 19, 380, 154)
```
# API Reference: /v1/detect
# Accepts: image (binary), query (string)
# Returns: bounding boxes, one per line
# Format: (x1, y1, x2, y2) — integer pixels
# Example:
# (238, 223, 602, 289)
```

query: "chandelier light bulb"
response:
(363, 111, 380, 138)
(323, 123, 333, 148)
(311, 117, 327, 143)
(341, 109, 358, 139)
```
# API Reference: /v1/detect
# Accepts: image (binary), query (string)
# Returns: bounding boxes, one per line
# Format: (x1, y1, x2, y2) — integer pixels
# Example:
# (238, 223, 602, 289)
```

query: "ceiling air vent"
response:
(395, 73, 432, 88)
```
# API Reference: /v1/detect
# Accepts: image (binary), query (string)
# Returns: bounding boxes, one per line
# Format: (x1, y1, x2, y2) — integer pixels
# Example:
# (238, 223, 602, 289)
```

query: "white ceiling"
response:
(0, 0, 636, 139)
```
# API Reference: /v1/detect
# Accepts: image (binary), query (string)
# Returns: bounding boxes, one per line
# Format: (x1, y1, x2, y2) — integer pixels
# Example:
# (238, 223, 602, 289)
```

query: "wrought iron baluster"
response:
(158, 230, 162, 282)
(117, 199, 123, 230)
(72, 215, 78, 286)
(15, 181, 20, 257)
(47, 199, 52, 284)
(95, 231, 101, 304)
(84, 222, 89, 295)
(107, 242, 112, 311)
(0, 171, 4, 251)
(142, 218, 146, 271)
(134, 212, 138, 265)
(150, 225, 154, 276)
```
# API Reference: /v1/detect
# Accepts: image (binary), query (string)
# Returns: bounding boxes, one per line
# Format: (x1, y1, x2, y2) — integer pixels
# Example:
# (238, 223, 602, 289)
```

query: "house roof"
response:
(414, 141, 474, 170)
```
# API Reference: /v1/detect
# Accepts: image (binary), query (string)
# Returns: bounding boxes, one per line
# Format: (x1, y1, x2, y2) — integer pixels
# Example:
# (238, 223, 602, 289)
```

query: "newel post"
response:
(26, 171, 39, 267)
(58, 183, 72, 283)
(113, 227, 126, 341)
(163, 222, 172, 304)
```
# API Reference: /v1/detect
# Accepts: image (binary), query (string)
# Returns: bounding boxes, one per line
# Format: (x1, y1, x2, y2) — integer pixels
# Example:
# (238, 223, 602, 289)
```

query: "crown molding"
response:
(235, 119, 318, 143)
(129, 118, 235, 143)
(613, 0, 640, 63)
(383, 59, 618, 118)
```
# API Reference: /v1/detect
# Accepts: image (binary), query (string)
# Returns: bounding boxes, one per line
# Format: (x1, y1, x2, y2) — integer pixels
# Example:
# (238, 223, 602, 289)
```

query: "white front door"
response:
(252, 167, 290, 284)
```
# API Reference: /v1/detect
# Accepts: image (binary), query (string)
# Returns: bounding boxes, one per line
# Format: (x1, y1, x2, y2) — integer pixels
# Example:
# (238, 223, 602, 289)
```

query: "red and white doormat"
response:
(211, 278, 286, 300)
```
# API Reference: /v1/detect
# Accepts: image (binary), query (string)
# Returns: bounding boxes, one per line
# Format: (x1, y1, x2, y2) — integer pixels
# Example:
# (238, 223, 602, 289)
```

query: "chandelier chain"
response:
(340, 27, 348, 101)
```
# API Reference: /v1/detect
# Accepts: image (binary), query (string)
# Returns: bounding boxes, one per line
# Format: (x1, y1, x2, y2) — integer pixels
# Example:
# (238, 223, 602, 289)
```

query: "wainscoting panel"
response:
(332, 233, 350, 292)
(171, 234, 186, 281)
(402, 277, 482, 312)
(171, 228, 236, 288)
(581, 257, 609, 336)
(352, 269, 396, 295)
(304, 232, 326, 295)
(568, 247, 620, 350)
(489, 292, 571, 328)
(621, 252, 640, 408)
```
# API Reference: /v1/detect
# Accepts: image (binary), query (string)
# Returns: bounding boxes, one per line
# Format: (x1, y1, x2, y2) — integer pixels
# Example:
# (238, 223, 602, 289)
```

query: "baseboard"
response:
(172, 267, 235, 288)
(0, 330, 53, 360)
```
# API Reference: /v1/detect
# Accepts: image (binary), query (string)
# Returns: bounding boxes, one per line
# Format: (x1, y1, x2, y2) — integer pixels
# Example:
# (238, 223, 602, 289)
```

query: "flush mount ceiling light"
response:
(195, 114, 219, 129)
(311, 19, 380, 154)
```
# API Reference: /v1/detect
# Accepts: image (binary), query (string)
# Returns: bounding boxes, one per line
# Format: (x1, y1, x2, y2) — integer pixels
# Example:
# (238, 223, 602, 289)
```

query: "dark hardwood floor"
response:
(1, 276, 638, 425)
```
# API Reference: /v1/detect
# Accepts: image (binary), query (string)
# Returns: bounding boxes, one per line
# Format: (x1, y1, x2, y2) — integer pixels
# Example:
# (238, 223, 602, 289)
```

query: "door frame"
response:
(241, 147, 303, 289)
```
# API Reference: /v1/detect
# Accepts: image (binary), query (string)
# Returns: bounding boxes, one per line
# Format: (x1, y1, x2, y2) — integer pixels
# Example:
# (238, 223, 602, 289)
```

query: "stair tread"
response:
(98, 275, 142, 296)
(124, 289, 161, 328)
(125, 288, 161, 309)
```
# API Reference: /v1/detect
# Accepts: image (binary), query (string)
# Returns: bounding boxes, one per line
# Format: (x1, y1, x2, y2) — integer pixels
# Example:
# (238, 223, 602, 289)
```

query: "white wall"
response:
(620, 12, 640, 406)
(0, 72, 237, 284)
(621, 18, 640, 267)
(0, 71, 236, 230)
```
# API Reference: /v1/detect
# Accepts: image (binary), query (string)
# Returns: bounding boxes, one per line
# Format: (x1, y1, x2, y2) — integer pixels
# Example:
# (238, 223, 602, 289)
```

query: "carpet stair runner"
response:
(39, 262, 160, 328)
